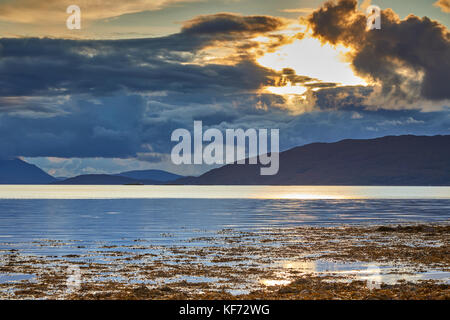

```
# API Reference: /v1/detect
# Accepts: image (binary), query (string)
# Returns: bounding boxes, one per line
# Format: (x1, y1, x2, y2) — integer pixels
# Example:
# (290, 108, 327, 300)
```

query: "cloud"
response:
(136, 152, 170, 163)
(0, 0, 196, 23)
(0, 95, 70, 117)
(182, 13, 297, 64)
(378, 117, 425, 126)
(279, 8, 315, 14)
(313, 85, 373, 111)
(182, 13, 287, 35)
(434, 0, 450, 13)
(0, 12, 293, 101)
(307, 0, 450, 108)
(0, 38, 277, 99)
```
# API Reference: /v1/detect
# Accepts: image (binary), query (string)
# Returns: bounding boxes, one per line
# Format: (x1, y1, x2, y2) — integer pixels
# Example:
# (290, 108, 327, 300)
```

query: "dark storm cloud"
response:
(0, 39, 276, 98)
(0, 95, 146, 159)
(308, 0, 450, 101)
(182, 13, 287, 35)
(0, 13, 291, 100)
(180, 13, 293, 56)
(304, 82, 338, 89)
(277, 68, 316, 85)
(314, 86, 373, 111)
(135, 152, 169, 163)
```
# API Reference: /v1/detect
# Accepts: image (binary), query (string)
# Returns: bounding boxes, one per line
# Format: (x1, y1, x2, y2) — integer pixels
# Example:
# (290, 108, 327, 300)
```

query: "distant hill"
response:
(0, 158, 57, 184)
(117, 169, 183, 182)
(53, 174, 161, 185)
(175, 135, 450, 186)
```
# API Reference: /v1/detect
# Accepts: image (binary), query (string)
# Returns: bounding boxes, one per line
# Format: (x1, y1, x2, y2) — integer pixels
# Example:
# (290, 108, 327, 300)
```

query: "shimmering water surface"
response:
(0, 186, 449, 250)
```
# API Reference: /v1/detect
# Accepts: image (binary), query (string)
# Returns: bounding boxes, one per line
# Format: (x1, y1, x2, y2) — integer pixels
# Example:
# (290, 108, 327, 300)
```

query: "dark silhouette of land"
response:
(1, 135, 449, 185)
(52, 170, 184, 185)
(175, 135, 450, 186)
(0, 158, 57, 184)
(117, 169, 182, 182)
(52, 174, 160, 185)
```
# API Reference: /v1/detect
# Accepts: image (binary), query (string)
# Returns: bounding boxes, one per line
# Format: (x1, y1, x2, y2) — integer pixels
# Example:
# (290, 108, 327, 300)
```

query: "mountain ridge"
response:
(174, 135, 450, 186)
(52, 174, 160, 185)
(2, 135, 449, 186)
(117, 169, 182, 182)
(0, 158, 57, 184)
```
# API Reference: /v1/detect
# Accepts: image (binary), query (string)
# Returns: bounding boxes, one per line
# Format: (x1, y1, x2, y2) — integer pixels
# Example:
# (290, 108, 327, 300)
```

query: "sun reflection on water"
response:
(0, 185, 449, 199)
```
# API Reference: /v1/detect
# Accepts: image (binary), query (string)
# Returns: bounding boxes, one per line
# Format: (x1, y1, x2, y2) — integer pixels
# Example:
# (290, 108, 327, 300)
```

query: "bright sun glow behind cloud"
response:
(258, 36, 368, 95)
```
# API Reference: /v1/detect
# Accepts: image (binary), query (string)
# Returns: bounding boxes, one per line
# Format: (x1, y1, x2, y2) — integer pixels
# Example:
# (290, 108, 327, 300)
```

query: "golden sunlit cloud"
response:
(254, 32, 368, 114)
(434, 0, 450, 13)
(258, 37, 367, 87)
(279, 8, 315, 14)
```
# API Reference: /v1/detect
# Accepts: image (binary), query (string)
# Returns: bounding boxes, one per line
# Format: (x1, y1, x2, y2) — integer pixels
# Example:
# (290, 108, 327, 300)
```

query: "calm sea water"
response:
(0, 186, 448, 251)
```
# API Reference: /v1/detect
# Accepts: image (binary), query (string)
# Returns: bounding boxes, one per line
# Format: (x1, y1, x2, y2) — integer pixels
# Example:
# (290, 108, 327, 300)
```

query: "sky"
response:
(0, 0, 449, 177)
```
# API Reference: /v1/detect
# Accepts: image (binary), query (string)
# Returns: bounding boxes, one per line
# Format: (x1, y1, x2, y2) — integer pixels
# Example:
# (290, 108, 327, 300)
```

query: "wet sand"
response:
(0, 224, 448, 300)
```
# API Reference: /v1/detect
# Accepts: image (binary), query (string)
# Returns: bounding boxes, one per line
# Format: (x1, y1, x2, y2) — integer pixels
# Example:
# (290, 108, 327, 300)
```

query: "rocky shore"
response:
(0, 224, 448, 300)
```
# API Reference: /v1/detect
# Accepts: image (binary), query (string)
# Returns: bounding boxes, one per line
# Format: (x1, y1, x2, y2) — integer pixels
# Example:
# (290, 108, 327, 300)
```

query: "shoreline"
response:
(0, 223, 448, 300)
(1, 185, 450, 200)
